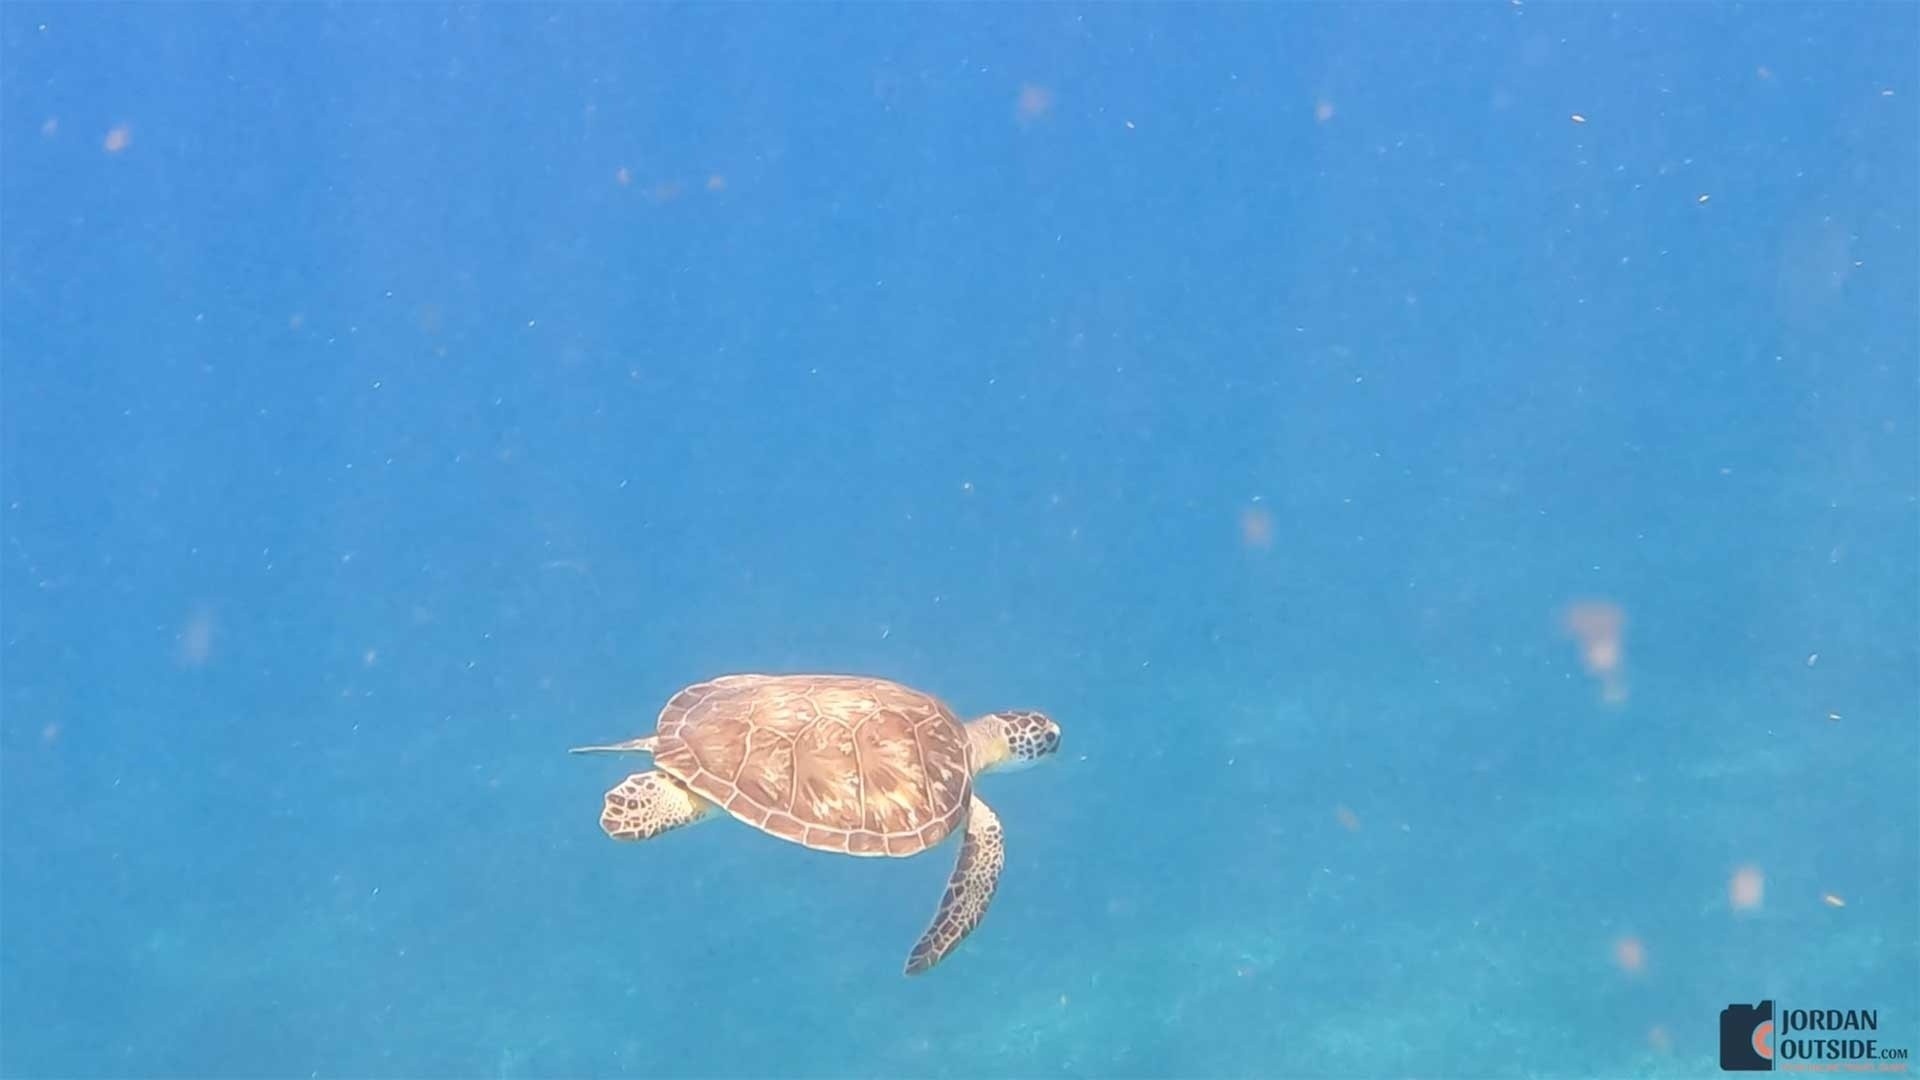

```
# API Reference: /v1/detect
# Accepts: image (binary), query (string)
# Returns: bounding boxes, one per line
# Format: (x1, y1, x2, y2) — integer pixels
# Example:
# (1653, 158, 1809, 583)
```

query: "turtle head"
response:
(966, 710, 1062, 775)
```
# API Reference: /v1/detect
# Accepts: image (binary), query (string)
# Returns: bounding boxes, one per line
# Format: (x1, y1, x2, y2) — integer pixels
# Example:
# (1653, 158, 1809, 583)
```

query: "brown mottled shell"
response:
(650, 674, 974, 857)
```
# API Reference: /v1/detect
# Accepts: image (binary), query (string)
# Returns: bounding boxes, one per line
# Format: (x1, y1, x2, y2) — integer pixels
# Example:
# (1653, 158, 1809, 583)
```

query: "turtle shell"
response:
(650, 673, 973, 857)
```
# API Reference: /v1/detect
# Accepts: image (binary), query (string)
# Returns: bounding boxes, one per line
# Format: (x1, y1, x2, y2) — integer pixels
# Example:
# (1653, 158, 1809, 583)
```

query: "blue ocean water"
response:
(2, 4, 1916, 1077)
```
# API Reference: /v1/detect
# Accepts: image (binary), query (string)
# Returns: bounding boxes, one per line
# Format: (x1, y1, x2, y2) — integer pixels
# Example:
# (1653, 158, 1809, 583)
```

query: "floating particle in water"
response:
(1239, 504, 1274, 550)
(1015, 83, 1054, 125)
(176, 605, 217, 667)
(1730, 865, 1765, 911)
(1613, 935, 1646, 974)
(1560, 598, 1628, 704)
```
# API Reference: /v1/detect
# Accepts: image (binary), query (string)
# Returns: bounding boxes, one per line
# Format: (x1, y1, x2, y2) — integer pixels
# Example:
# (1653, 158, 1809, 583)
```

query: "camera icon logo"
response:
(1721, 1000, 1775, 1071)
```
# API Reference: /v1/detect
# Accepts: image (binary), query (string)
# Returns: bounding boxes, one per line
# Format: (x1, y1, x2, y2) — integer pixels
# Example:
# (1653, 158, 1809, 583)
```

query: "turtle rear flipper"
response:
(569, 735, 658, 755)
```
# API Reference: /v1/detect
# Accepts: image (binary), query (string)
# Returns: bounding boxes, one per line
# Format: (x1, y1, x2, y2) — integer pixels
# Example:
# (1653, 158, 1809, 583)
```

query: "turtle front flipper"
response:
(904, 796, 1004, 975)
(598, 770, 717, 841)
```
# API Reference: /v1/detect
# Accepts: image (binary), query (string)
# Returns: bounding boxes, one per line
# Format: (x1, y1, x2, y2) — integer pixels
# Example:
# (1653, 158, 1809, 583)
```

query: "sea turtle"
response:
(569, 672, 1062, 974)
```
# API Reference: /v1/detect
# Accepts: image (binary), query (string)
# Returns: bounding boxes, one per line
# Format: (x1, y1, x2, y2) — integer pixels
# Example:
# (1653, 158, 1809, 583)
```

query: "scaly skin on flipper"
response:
(599, 770, 717, 841)
(904, 796, 1005, 975)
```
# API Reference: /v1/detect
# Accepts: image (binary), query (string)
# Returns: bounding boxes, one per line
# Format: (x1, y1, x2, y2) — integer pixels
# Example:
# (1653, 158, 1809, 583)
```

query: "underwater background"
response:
(2, 4, 1916, 1078)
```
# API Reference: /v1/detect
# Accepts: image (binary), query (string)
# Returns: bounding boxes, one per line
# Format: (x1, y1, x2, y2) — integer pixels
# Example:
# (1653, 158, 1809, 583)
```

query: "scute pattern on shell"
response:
(650, 674, 974, 856)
